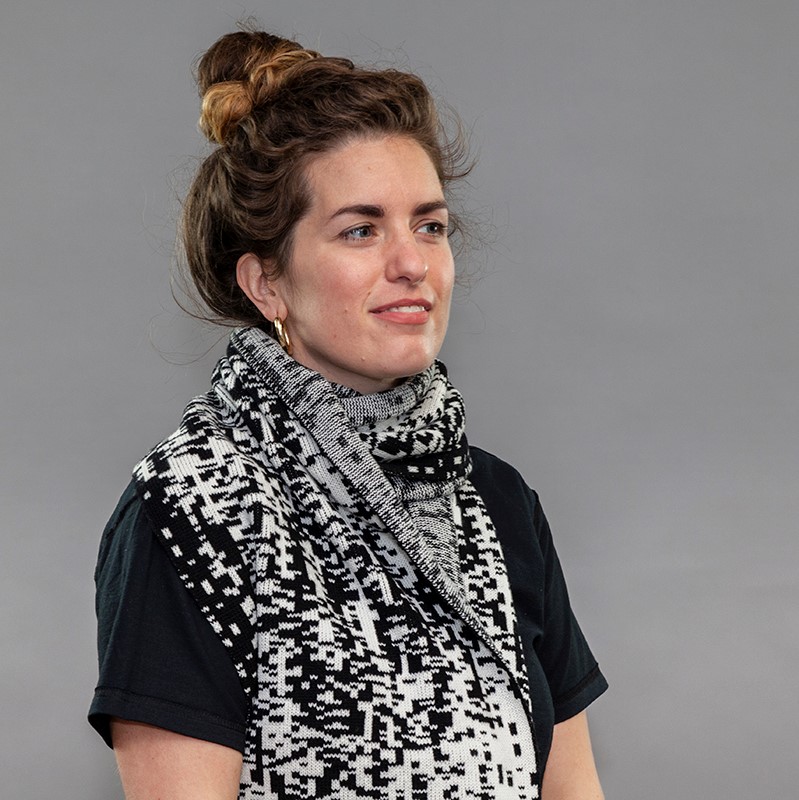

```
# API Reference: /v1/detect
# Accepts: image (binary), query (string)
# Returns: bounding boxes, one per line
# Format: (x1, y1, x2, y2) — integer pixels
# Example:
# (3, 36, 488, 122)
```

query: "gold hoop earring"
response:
(273, 317, 292, 355)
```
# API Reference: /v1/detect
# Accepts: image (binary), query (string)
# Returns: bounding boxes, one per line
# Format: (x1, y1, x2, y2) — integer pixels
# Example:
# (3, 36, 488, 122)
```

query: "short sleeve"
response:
(89, 481, 248, 751)
(530, 497, 608, 722)
(469, 447, 608, 766)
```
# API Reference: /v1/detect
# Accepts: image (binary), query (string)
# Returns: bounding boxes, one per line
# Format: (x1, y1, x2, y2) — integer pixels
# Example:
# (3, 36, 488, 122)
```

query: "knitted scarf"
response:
(134, 327, 540, 799)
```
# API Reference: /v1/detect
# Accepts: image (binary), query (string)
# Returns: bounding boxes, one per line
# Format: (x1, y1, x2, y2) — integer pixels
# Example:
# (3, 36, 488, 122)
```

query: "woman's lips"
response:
(370, 300, 431, 325)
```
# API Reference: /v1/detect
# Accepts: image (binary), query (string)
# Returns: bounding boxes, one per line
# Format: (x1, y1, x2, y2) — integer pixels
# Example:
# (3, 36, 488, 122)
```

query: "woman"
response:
(90, 29, 607, 800)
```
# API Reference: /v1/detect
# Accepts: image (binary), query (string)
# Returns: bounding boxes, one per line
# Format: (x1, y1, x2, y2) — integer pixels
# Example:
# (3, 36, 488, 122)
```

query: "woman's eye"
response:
(418, 221, 447, 237)
(342, 224, 374, 240)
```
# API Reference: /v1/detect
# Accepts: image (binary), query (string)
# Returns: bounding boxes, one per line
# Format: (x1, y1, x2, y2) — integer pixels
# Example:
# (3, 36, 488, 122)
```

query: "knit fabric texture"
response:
(134, 327, 539, 799)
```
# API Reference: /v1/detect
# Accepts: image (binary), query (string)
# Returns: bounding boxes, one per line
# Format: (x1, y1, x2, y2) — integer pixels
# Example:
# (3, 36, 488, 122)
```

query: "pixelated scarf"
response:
(134, 326, 539, 799)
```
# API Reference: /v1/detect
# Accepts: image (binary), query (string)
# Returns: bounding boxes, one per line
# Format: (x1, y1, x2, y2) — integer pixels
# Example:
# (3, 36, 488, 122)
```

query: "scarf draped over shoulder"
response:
(134, 327, 540, 799)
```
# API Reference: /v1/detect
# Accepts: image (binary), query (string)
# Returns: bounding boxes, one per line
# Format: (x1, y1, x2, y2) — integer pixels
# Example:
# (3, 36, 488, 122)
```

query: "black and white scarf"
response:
(134, 327, 539, 799)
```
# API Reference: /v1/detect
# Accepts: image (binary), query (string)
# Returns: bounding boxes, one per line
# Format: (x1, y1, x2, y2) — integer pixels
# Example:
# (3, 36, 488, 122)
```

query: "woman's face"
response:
(263, 135, 454, 393)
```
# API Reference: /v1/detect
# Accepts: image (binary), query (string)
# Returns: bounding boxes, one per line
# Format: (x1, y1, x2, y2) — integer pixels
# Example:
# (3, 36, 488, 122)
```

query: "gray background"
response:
(2, 1, 797, 798)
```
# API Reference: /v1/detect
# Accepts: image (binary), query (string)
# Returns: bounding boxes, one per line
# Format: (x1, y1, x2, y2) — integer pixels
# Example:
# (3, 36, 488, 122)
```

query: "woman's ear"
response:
(236, 253, 286, 321)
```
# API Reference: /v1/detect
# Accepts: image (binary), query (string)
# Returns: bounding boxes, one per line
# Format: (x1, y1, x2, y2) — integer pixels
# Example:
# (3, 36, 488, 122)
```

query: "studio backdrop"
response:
(1, 2, 797, 798)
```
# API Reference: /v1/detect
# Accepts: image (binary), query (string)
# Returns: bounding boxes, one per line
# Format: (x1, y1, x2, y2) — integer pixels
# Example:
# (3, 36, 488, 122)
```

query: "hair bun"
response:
(199, 80, 251, 145)
(196, 31, 319, 145)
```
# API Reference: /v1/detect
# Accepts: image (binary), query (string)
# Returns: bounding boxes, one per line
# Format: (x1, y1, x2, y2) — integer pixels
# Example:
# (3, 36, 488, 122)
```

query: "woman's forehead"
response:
(303, 136, 444, 216)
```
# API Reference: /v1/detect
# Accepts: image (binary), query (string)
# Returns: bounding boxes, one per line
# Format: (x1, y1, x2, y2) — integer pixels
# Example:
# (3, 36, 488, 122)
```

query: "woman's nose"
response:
(386, 233, 427, 284)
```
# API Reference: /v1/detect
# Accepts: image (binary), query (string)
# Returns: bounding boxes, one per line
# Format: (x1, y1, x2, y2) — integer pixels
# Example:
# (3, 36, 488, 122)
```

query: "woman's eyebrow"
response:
(414, 200, 448, 216)
(329, 200, 448, 221)
(330, 203, 385, 220)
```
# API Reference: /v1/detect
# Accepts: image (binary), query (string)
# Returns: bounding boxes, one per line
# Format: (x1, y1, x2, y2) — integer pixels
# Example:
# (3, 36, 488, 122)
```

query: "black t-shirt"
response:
(89, 446, 607, 770)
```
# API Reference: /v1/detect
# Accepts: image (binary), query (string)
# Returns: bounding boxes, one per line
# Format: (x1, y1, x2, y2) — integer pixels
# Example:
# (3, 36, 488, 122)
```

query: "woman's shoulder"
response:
(91, 477, 249, 751)
(94, 479, 151, 584)
(469, 445, 529, 479)
(469, 445, 541, 519)
(468, 445, 564, 571)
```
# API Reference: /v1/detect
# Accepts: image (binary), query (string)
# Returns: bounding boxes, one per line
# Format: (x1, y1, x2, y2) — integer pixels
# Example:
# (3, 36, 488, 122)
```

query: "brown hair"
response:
(180, 29, 470, 327)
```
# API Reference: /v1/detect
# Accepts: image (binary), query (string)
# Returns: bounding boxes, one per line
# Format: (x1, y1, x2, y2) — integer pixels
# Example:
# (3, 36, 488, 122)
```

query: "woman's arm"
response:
(541, 711, 604, 800)
(111, 719, 242, 800)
